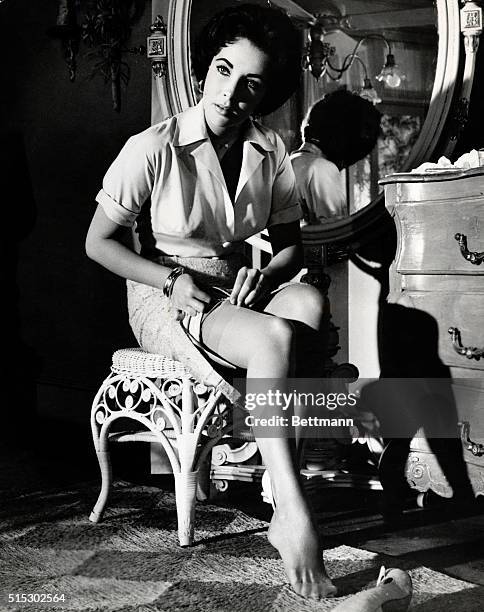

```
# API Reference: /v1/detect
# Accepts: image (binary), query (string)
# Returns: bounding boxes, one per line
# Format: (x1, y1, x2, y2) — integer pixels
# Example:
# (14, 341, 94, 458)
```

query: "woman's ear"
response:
(198, 79, 204, 94)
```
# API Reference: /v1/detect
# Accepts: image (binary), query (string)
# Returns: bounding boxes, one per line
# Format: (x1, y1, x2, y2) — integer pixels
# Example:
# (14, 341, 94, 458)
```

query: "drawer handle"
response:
(459, 421, 484, 457)
(454, 233, 484, 265)
(448, 327, 483, 361)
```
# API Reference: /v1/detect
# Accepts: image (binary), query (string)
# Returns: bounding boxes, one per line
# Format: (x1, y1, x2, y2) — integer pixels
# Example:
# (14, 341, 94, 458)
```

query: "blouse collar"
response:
(174, 101, 275, 152)
(297, 141, 325, 157)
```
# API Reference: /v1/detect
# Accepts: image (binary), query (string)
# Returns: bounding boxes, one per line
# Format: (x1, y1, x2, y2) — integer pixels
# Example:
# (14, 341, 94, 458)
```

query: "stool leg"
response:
(89, 406, 113, 523)
(174, 470, 198, 546)
(89, 374, 115, 523)
(89, 449, 112, 523)
(196, 454, 212, 502)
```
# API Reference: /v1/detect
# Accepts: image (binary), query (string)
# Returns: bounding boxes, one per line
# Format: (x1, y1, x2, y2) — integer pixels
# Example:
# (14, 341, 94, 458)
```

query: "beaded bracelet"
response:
(162, 266, 185, 298)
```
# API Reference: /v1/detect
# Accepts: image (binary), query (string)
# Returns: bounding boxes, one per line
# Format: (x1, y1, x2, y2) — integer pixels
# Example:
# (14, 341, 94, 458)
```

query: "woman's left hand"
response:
(230, 266, 273, 307)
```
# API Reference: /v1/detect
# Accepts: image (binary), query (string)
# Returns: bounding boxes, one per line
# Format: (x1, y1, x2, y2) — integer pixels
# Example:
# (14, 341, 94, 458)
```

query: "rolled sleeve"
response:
(268, 197, 303, 226)
(268, 137, 303, 227)
(95, 189, 138, 227)
(96, 132, 156, 227)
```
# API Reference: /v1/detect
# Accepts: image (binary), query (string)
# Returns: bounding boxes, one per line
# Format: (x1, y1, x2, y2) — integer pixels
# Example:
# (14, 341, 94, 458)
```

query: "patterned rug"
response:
(0, 480, 482, 611)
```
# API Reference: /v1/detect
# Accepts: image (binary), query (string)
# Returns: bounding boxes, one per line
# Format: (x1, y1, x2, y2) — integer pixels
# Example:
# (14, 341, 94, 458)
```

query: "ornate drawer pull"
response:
(454, 233, 484, 265)
(459, 421, 484, 457)
(448, 327, 483, 360)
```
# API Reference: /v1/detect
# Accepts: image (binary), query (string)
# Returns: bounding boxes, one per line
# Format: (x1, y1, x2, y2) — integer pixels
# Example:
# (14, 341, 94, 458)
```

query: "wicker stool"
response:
(89, 348, 232, 546)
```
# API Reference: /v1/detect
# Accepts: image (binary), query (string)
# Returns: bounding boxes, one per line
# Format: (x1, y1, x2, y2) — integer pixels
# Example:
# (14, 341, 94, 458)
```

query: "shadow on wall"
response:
(0, 0, 151, 406)
(342, 209, 474, 510)
(2, 131, 38, 446)
(360, 303, 475, 513)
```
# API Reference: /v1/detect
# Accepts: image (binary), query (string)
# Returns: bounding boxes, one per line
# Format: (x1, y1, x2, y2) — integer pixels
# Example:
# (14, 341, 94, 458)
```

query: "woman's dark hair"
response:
(192, 3, 301, 116)
(303, 89, 382, 168)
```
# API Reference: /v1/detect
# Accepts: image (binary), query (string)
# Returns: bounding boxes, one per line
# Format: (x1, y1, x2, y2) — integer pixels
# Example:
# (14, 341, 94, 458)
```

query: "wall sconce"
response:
(47, 0, 79, 82)
(302, 27, 406, 89)
(48, 0, 147, 112)
(147, 15, 167, 78)
(302, 22, 335, 80)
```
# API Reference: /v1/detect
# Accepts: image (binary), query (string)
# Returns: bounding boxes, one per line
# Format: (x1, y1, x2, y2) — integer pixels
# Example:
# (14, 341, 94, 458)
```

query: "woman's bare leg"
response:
(264, 283, 329, 451)
(201, 293, 336, 599)
(260, 283, 336, 598)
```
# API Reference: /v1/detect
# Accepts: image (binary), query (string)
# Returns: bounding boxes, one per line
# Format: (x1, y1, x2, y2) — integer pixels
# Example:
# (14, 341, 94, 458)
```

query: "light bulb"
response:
(359, 77, 382, 104)
(386, 72, 401, 88)
(376, 54, 406, 89)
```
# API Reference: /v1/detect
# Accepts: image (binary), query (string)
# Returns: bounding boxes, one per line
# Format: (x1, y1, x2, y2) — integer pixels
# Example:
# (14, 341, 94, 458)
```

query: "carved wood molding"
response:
(406, 450, 484, 498)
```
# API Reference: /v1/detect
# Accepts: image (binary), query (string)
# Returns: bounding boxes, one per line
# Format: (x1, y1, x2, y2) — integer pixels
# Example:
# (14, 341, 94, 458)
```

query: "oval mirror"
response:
(155, 0, 462, 247)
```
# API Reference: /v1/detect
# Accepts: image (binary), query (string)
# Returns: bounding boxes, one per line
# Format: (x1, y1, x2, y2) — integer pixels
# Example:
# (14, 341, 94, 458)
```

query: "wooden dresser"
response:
(381, 167, 484, 499)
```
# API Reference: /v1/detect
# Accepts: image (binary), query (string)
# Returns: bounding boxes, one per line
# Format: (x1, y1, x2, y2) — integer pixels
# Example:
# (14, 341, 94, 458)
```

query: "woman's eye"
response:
(217, 65, 230, 76)
(247, 80, 261, 92)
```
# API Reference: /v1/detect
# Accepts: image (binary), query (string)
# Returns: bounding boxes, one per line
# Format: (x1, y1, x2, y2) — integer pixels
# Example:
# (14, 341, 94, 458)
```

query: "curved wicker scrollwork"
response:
(91, 369, 232, 472)
(89, 349, 236, 545)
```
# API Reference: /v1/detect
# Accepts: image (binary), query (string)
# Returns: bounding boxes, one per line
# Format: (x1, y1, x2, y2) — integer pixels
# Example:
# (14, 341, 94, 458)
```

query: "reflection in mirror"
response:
(190, 0, 438, 216)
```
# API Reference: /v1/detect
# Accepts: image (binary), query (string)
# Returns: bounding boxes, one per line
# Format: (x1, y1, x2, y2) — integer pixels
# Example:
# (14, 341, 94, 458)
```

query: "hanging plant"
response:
(48, 0, 147, 112)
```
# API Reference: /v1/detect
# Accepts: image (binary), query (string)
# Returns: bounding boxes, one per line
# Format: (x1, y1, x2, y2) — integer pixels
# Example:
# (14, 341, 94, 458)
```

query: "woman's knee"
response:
(297, 284, 325, 315)
(260, 316, 295, 354)
(269, 283, 325, 327)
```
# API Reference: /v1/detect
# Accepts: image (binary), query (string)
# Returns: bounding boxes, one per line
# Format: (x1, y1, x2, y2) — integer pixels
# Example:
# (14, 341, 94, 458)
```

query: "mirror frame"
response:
(153, 0, 464, 246)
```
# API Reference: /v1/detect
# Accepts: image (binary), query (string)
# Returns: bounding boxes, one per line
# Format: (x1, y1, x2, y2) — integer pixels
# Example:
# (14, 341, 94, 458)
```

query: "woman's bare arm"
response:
(263, 220, 303, 285)
(86, 204, 168, 288)
(85, 205, 210, 314)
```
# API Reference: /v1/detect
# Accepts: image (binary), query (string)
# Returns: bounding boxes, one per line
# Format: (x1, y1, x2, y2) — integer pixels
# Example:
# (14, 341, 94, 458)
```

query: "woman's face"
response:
(202, 37, 271, 136)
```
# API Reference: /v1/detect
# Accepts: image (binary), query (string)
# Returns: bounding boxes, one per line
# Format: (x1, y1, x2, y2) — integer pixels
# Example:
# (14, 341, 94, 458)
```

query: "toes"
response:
(290, 579, 338, 600)
(307, 584, 324, 600)
(291, 582, 317, 600)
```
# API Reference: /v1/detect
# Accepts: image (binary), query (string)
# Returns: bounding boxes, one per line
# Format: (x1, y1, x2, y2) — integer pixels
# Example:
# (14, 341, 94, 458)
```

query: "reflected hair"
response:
(303, 89, 382, 168)
(192, 3, 301, 116)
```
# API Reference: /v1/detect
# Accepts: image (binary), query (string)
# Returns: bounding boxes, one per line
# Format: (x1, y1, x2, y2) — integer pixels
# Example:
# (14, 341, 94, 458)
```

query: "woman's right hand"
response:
(171, 274, 211, 316)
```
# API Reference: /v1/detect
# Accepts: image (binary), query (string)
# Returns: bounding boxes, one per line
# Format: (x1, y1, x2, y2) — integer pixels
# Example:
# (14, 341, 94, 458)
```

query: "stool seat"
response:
(112, 348, 191, 378)
(89, 347, 232, 547)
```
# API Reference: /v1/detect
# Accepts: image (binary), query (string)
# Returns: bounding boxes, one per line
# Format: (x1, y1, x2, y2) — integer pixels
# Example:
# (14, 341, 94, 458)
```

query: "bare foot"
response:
(267, 503, 337, 599)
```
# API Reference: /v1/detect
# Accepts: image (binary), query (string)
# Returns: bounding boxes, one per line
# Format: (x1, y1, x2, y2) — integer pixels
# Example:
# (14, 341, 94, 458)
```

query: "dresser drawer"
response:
(395, 200, 484, 274)
(403, 291, 484, 370)
(383, 170, 484, 499)
(452, 379, 484, 444)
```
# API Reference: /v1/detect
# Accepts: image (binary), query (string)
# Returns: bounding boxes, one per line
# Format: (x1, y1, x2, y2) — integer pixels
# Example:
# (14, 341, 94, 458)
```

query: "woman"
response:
(291, 89, 381, 222)
(86, 4, 336, 600)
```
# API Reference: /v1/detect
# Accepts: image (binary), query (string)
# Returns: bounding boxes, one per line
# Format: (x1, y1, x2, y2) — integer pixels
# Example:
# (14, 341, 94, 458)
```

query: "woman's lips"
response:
(214, 103, 236, 117)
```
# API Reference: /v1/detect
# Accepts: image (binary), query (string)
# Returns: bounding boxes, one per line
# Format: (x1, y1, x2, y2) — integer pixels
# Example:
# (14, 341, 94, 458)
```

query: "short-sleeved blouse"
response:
(96, 102, 302, 257)
(290, 142, 347, 222)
